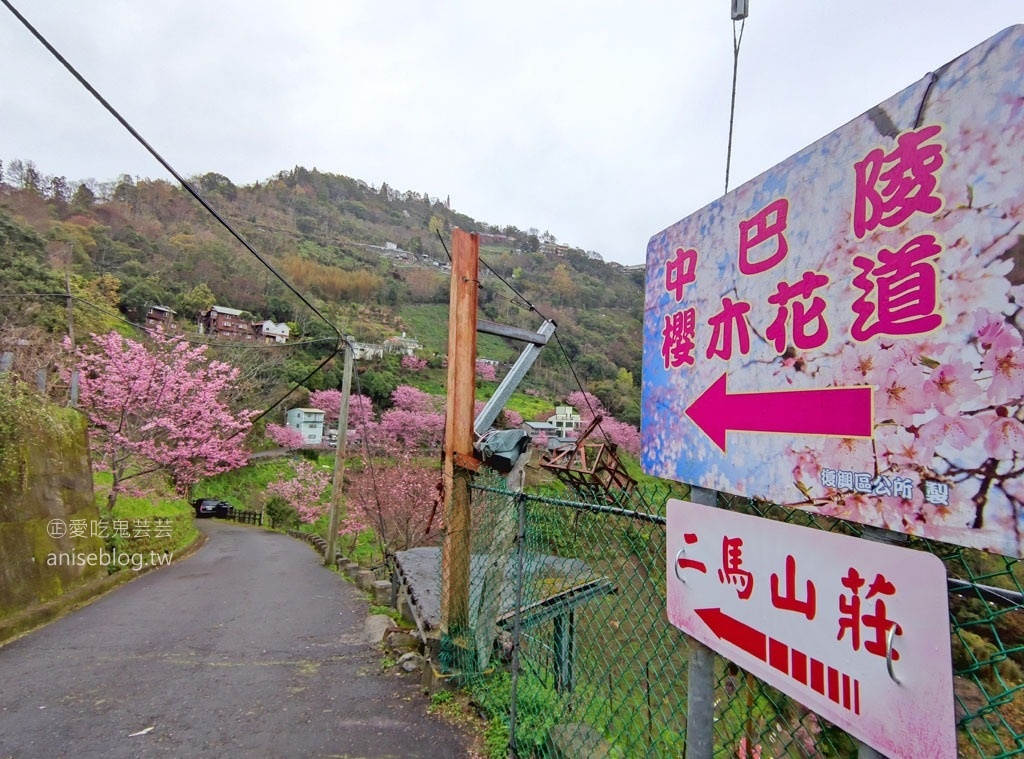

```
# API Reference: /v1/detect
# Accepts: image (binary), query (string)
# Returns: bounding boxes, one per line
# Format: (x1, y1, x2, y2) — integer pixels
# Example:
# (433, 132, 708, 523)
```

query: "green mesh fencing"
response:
(438, 475, 1024, 758)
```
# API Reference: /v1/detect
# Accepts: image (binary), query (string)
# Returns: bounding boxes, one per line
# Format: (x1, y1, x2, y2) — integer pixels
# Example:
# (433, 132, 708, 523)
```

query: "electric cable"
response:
(434, 231, 632, 457)
(241, 344, 342, 434)
(1, 0, 340, 339)
(0, 291, 343, 446)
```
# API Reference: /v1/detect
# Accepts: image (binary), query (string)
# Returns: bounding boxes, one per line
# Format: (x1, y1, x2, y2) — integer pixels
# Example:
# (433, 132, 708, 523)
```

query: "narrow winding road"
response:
(0, 520, 473, 758)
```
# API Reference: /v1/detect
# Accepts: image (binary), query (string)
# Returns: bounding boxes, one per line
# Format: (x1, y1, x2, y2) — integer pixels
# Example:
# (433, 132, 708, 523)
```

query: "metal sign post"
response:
(684, 485, 718, 759)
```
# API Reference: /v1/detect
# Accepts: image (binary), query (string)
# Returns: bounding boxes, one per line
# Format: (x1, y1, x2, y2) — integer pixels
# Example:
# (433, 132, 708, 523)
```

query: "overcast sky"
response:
(1, 2, 1021, 266)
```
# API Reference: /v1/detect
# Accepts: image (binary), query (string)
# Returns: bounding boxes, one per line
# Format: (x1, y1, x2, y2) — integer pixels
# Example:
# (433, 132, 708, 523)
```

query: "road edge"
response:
(0, 529, 209, 648)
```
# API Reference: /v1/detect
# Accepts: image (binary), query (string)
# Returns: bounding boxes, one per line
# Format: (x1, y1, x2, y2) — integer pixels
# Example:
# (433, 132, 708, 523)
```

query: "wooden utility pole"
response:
(440, 230, 480, 634)
(324, 341, 354, 566)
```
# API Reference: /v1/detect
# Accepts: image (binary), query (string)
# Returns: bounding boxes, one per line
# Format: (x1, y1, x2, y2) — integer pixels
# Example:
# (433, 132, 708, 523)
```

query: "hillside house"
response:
(284, 408, 325, 445)
(199, 306, 253, 340)
(198, 307, 289, 344)
(351, 341, 384, 360)
(540, 241, 573, 256)
(384, 333, 421, 356)
(547, 406, 582, 436)
(145, 305, 177, 330)
(522, 420, 559, 439)
(256, 320, 290, 344)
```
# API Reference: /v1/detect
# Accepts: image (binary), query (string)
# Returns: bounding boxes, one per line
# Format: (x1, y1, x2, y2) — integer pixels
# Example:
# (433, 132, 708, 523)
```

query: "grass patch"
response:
(192, 456, 385, 565)
(398, 304, 514, 361)
(370, 604, 401, 621)
(193, 455, 310, 510)
(400, 369, 446, 396)
(90, 472, 198, 567)
(497, 391, 554, 421)
(109, 495, 192, 520)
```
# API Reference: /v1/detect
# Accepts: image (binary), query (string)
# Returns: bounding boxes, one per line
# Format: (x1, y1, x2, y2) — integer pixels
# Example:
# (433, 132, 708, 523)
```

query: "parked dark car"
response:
(191, 498, 231, 518)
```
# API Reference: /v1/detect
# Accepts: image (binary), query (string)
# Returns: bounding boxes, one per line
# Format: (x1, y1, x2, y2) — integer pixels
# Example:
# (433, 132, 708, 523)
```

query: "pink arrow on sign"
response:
(684, 372, 873, 452)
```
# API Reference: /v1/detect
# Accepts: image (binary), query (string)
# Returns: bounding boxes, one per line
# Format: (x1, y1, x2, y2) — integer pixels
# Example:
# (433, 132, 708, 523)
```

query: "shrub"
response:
(265, 495, 299, 530)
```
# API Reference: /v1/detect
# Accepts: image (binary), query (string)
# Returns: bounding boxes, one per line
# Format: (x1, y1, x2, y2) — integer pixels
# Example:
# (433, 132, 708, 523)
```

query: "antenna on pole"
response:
(731, 0, 749, 20)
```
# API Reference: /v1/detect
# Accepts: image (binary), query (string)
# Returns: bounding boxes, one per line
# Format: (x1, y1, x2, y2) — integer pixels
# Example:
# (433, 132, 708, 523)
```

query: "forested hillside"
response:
(0, 160, 645, 422)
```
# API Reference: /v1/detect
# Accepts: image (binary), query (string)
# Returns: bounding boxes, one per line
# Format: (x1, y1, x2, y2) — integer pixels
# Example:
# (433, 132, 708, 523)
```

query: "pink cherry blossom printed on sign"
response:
(643, 26, 1024, 557)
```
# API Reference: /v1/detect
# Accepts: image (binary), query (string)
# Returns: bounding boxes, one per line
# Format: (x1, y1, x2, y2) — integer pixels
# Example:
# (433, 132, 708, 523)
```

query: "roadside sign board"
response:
(666, 498, 955, 759)
(642, 26, 1024, 557)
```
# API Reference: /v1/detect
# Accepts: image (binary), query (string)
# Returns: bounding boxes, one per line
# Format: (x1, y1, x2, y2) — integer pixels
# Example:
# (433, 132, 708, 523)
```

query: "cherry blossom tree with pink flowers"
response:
(348, 393, 375, 427)
(566, 390, 641, 457)
(70, 330, 253, 511)
(501, 409, 524, 429)
(476, 360, 497, 381)
(266, 459, 331, 523)
(308, 389, 343, 423)
(342, 450, 442, 552)
(401, 354, 427, 371)
(308, 390, 376, 447)
(377, 385, 445, 450)
(265, 422, 304, 449)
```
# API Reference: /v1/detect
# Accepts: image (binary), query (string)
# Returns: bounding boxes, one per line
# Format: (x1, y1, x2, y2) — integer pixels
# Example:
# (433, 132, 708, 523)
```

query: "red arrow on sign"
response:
(684, 372, 874, 452)
(695, 607, 766, 659)
(696, 607, 862, 715)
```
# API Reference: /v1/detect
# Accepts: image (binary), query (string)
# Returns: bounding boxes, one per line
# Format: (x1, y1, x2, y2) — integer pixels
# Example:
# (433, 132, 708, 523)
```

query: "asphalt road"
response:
(0, 520, 473, 758)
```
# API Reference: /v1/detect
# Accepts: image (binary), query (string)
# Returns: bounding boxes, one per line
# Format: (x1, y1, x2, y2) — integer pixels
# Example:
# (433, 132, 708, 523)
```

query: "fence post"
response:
(553, 610, 575, 693)
(508, 490, 527, 758)
(685, 485, 718, 759)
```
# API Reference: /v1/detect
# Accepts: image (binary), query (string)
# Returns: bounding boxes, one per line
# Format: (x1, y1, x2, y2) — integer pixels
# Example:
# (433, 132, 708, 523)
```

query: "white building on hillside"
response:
(257, 320, 291, 344)
(285, 407, 325, 445)
(547, 406, 582, 436)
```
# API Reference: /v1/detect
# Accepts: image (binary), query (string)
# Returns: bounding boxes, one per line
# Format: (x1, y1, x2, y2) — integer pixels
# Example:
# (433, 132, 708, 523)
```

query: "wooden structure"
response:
(539, 417, 637, 503)
(440, 230, 480, 635)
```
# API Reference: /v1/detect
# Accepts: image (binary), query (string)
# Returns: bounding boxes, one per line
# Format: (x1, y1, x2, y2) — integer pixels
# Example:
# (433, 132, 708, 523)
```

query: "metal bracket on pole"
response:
(474, 319, 556, 437)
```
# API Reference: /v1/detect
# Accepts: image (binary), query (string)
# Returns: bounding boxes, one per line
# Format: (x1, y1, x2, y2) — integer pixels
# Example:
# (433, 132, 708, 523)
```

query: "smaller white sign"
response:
(666, 499, 955, 759)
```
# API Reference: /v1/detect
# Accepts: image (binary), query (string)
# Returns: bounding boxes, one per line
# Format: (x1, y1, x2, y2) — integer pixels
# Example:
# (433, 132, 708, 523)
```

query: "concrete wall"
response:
(0, 410, 104, 618)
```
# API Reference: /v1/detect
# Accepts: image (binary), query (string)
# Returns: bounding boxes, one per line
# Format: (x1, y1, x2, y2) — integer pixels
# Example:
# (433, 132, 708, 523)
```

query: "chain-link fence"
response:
(439, 475, 1024, 758)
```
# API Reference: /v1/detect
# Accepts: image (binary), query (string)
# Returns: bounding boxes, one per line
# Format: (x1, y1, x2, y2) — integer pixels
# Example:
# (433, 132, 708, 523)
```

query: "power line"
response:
(435, 231, 631, 454)
(0, 290, 344, 438)
(1, 0, 341, 340)
(244, 346, 341, 432)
